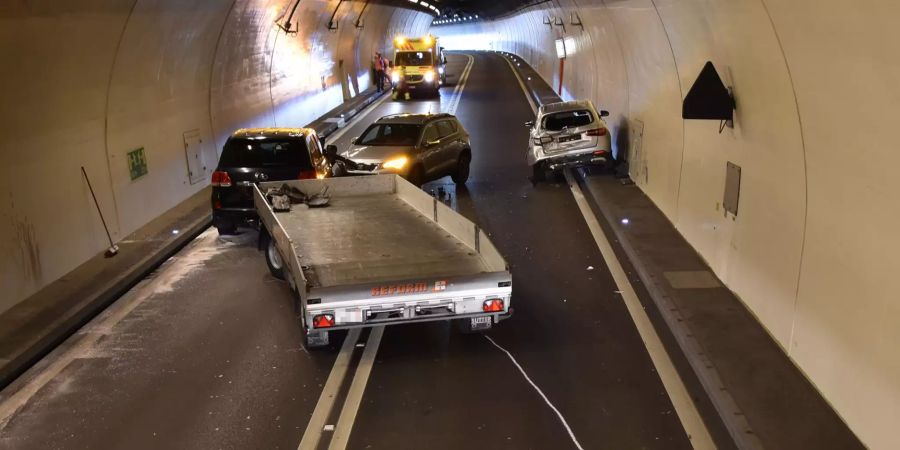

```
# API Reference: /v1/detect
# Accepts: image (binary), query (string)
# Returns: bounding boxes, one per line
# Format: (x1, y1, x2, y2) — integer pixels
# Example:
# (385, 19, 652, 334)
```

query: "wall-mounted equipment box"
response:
(724, 161, 741, 216)
(183, 130, 208, 185)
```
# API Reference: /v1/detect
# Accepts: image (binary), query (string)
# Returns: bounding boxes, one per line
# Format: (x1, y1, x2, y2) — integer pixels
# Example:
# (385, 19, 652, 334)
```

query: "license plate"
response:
(470, 316, 492, 330)
(558, 134, 580, 143)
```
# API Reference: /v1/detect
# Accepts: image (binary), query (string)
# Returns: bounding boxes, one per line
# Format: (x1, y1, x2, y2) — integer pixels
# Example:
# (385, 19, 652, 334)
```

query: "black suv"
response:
(211, 128, 334, 235)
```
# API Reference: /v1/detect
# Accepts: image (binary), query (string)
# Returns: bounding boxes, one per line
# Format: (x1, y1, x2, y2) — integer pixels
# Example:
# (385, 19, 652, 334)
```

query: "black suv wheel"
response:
(451, 152, 471, 184)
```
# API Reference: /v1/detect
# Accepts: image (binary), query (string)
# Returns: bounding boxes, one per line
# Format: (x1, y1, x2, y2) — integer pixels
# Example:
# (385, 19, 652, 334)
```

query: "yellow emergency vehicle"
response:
(390, 35, 446, 99)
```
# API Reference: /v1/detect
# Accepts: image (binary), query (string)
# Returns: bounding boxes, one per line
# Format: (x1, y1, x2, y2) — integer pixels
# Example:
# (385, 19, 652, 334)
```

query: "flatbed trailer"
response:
(254, 175, 512, 347)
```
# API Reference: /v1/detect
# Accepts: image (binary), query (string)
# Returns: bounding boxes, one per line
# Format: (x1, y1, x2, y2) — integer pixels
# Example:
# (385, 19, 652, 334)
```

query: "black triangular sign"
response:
(683, 61, 734, 120)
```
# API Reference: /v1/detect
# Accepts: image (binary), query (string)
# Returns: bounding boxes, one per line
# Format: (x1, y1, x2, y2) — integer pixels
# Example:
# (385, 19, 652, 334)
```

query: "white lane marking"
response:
(484, 335, 585, 450)
(501, 50, 714, 448)
(326, 326, 384, 450)
(565, 172, 715, 450)
(299, 54, 478, 450)
(297, 327, 362, 450)
(297, 54, 478, 450)
(500, 53, 538, 114)
(444, 54, 474, 114)
(324, 93, 391, 145)
(0, 229, 221, 429)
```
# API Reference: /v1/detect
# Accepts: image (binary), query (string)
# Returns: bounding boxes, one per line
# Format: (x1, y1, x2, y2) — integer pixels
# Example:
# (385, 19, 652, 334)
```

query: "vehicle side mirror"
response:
(350, 137, 358, 145)
(600, 110, 610, 118)
(324, 144, 338, 159)
(524, 120, 534, 128)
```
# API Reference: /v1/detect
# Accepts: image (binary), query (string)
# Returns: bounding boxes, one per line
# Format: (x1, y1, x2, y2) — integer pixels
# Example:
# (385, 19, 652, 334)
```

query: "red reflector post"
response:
(483, 299, 505, 312)
(312, 314, 335, 328)
(211, 171, 232, 187)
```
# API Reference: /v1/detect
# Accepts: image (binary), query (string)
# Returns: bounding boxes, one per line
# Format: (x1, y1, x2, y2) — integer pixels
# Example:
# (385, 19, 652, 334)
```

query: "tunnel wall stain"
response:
(13, 217, 42, 288)
(434, 0, 900, 447)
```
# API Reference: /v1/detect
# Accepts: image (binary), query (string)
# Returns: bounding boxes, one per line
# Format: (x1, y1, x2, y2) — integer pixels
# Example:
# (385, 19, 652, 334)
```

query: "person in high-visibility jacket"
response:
(373, 52, 385, 93)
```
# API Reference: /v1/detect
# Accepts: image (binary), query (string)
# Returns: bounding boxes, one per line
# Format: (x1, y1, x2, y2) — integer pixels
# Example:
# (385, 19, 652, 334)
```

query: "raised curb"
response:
(0, 88, 388, 391)
(0, 207, 210, 389)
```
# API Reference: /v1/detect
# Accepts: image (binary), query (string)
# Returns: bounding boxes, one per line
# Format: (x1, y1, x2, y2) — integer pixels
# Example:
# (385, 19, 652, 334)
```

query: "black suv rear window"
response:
(357, 123, 421, 146)
(542, 110, 594, 131)
(219, 138, 311, 168)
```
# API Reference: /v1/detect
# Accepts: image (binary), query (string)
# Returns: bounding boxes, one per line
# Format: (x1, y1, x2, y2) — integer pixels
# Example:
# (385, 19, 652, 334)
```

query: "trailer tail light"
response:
(483, 298, 505, 312)
(211, 171, 232, 187)
(298, 169, 318, 180)
(312, 314, 335, 328)
(593, 150, 608, 155)
(586, 128, 607, 136)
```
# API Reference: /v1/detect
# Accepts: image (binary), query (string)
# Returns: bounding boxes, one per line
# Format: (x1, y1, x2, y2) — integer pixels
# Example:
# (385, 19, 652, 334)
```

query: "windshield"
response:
(542, 109, 595, 132)
(218, 138, 311, 168)
(395, 51, 433, 66)
(357, 123, 421, 146)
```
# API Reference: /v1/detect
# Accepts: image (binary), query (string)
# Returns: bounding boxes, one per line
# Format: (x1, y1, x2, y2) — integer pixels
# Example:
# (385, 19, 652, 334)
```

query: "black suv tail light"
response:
(211, 171, 232, 187)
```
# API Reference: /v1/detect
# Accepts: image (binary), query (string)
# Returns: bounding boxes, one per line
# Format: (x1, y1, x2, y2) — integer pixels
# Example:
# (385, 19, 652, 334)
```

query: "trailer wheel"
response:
(262, 232, 285, 280)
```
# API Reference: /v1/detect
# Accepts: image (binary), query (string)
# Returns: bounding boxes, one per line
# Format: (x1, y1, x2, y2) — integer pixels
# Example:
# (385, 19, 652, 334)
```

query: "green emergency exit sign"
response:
(127, 147, 148, 180)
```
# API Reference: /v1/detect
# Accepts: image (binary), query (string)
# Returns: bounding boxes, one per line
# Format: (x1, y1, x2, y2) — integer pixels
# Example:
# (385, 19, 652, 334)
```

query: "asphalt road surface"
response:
(0, 53, 692, 450)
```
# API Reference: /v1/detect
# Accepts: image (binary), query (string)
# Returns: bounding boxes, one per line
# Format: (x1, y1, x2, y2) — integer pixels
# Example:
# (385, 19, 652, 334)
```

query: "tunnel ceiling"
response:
(431, 0, 534, 19)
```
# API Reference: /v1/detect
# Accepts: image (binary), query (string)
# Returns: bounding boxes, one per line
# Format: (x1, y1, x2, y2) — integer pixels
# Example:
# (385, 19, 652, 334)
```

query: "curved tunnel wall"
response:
(435, 1, 899, 446)
(0, 1, 430, 312)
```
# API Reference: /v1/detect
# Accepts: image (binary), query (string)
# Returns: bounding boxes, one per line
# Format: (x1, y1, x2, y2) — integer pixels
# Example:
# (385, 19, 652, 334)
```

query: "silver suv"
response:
(526, 100, 612, 181)
(342, 113, 471, 186)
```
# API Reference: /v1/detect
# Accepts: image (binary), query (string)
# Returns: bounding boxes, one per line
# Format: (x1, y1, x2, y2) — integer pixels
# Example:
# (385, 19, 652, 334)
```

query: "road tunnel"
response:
(0, 1, 896, 449)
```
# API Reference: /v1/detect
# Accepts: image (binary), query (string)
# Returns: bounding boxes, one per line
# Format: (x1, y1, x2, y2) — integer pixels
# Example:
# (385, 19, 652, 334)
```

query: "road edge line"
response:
(297, 327, 362, 450)
(565, 171, 715, 449)
(325, 326, 384, 450)
(500, 49, 714, 449)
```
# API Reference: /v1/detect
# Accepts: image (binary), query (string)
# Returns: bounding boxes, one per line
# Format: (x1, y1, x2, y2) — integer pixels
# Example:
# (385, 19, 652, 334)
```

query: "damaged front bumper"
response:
(531, 149, 610, 171)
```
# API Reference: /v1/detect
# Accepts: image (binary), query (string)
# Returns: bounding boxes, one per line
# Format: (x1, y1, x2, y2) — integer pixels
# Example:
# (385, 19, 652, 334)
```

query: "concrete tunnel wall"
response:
(434, 1, 900, 447)
(0, 1, 431, 313)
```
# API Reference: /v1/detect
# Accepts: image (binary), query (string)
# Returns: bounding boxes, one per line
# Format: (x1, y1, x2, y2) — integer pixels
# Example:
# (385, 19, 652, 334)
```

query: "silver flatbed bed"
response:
(279, 193, 489, 289)
(254, 175, 512, 347)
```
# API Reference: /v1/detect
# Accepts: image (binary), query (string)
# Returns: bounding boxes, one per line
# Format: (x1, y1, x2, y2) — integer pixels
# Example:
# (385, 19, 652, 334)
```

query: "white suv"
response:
(526, 100, 612, 181)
